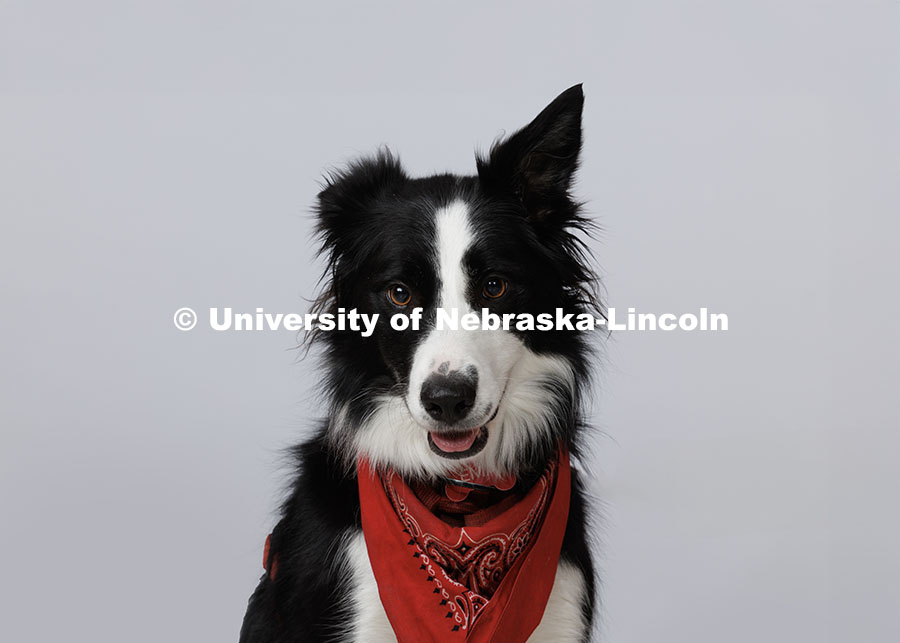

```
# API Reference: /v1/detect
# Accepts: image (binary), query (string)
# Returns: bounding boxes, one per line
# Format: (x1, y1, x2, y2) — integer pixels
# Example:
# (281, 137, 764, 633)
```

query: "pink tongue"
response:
(430, 428, 479, 453)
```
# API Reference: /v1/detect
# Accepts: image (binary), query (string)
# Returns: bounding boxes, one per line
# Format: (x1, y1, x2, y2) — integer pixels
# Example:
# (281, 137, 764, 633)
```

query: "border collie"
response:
(240, 85, 599, 643)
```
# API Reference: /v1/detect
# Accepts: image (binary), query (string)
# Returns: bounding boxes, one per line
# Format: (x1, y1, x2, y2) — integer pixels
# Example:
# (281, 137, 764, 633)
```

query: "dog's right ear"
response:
(316, 150, 406, 255)
(476, 85, 584, 226)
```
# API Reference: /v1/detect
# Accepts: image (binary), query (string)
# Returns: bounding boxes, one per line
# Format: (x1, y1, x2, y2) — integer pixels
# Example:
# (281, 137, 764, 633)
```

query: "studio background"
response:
(2, 2, 898, 642)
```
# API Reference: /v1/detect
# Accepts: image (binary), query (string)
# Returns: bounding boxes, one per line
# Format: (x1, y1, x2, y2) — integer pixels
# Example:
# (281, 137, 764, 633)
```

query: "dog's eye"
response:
(482, 277, 507, 299)
(387, 284, 412, 307)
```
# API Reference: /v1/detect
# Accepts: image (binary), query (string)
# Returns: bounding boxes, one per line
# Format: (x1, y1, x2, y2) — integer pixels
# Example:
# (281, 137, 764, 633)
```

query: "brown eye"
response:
(482, 277, 507, 299)
(388, 284, 412, 307)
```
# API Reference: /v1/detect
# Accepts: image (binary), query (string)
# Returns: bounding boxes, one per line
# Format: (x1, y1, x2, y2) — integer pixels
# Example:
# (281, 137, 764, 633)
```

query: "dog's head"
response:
(313, 85, 596, 479)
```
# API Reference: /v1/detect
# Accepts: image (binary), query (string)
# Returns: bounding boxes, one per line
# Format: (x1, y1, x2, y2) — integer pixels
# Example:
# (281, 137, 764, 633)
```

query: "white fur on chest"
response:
(340, 530, 587, 643)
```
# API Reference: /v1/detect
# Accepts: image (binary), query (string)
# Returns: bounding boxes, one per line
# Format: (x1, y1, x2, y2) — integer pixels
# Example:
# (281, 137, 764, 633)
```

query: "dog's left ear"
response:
(315, 150, 406, 258)
(477, 84, 584, 224)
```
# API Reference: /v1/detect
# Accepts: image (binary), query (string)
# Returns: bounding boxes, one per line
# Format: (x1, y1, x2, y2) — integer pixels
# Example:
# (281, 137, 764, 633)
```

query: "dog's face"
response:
(315, 86, 594, 479)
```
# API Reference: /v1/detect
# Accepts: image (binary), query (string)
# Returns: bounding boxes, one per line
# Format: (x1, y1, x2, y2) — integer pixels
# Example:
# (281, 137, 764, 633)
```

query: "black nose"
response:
(420, 372, 477, 424)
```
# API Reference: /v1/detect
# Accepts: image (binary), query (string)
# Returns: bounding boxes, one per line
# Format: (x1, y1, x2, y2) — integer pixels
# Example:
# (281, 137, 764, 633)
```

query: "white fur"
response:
(527, 560, 589, 642)
(342, 531, 396, 643)
(434, 200, 471, 312)
(336, 341, 574, 479)
(341, 530, 587, 643)
(406, 200, 507, 429)
(329, 199, 577, 479)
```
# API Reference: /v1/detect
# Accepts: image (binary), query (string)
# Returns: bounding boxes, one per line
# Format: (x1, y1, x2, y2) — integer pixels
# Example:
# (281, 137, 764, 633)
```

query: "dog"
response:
(240, 85, 599, 643)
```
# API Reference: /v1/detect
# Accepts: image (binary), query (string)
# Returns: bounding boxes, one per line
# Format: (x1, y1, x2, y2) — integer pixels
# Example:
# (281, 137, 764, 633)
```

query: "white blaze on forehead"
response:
(434, 201, 473, 312)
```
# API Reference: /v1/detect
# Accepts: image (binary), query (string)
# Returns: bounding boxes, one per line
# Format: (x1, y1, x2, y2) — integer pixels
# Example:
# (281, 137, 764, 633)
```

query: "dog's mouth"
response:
(428, 426, 488, 459)
(427, 406, 498, 459)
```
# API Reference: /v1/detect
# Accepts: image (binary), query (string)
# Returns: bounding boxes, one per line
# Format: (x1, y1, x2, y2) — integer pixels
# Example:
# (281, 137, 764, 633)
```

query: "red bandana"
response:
(357, 449, 571, 642)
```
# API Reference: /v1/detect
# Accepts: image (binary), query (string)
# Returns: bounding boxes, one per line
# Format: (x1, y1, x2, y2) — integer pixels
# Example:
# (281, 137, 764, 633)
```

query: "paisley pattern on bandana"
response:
(357, 448, 570, 642)
(381, 460, 555, 630)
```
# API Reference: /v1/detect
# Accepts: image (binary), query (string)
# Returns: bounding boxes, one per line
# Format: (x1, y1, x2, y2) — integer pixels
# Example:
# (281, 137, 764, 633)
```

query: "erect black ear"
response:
(476, 84, 584, 223)
(316, 149, 406, 253)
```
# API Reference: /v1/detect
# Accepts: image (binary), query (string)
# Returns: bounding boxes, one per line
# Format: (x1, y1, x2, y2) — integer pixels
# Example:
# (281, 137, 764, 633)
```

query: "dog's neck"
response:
(402, 463, 551, 526)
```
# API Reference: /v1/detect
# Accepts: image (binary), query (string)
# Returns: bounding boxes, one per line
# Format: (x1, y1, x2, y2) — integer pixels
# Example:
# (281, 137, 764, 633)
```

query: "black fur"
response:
(241, 85, 599, 642)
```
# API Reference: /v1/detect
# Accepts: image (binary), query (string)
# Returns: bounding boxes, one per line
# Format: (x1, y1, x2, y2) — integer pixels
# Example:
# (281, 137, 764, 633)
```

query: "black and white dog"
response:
(241, 85, 599, 642)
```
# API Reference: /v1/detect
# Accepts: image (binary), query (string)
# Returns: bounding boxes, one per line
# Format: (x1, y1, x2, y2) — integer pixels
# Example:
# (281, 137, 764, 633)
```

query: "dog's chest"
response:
(341, 531, 587, 643)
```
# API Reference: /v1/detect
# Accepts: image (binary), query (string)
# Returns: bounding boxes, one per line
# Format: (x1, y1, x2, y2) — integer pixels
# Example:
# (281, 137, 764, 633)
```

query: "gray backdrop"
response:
(2, 2, 898, 642)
